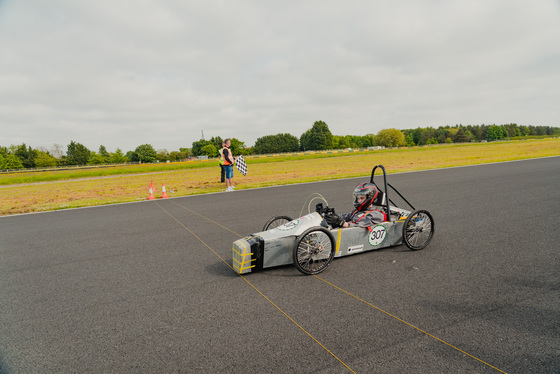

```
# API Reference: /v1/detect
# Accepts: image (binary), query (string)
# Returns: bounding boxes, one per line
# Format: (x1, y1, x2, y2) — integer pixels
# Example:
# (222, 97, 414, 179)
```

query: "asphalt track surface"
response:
(1, 157, 559, 374)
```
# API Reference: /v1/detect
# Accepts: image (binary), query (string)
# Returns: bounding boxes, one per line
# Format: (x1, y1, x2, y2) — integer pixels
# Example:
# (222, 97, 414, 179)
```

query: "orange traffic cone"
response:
(161, 183, 170, 199)
(147, 180, 156, 200)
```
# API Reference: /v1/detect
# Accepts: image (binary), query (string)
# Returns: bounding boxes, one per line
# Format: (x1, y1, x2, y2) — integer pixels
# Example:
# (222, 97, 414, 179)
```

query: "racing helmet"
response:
(353, 182, 379, 212)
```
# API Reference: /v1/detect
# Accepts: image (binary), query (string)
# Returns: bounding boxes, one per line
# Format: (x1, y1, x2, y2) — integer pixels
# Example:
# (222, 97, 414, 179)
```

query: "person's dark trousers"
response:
(220, 165, 225, 183)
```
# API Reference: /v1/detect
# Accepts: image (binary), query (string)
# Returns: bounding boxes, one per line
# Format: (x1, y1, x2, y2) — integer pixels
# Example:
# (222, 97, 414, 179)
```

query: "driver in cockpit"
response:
(326, 182, 386, 229)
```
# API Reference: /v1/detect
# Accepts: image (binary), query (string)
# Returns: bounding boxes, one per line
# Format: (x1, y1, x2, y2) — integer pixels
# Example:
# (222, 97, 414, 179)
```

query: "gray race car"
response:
(233, 165, 434, 275)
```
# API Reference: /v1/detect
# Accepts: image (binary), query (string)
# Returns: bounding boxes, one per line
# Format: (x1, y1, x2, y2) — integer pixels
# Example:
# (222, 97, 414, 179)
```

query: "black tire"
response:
(403, 210, 434, 250)
(262, 215, 293, 231)
(293, 227, 335, 275)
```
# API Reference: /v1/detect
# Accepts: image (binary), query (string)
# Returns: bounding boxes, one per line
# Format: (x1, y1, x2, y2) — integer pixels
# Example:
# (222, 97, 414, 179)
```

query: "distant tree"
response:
(401, 124, 559, 143)
(50, 144, 65, 159)
(436, 128, 447, 143)
(156, 149, 169, 162)
(98, 145, 110, 163)
(355, 135, 371, 148)
(453, 127, 470, 143)
(134, 144, 157, 163)
(15, 143, 38, 168)
(405, 134, 415, 147)
(486, 125, 503, 141)
(410, 128, 421, 145)
(109, 148, 128, 163)
(362, 134, 375, 147)
(229, 138, 250, 155)
(210, 136, 224, 151)
(87, 152, 106, 165)
(503, 123, 517, 138)
(253, 133, 299, 154)
(66, 141, 91, 166)
(179, 147, 192, 158)
(374, 129, 406, 147)
(35, 151, 58, 167)
(332, 135, 368, 149)
(0, 153, 24, 169)
(168, 151, 185, 161)
(410, 126, 437, 145)
(300, 121, 333, 151)
(441, 127, 458, 143)
(87, 146, 110, 165)
(200, 143, 218, 157)
(191, 139, 212, 156)
(126, 151, 139, 162)
(332, 135, 344, 149)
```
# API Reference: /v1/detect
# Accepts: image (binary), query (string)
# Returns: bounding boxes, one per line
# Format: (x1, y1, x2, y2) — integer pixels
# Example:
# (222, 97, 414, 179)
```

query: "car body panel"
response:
(232, 210, 410, 275)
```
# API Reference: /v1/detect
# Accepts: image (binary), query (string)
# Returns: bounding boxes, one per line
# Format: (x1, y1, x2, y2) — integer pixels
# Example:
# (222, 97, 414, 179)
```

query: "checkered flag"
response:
(235, 155, 248, 176)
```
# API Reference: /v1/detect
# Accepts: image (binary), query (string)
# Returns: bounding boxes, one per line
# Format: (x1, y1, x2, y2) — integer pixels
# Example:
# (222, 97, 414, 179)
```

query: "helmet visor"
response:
(353, 193, 368, 209)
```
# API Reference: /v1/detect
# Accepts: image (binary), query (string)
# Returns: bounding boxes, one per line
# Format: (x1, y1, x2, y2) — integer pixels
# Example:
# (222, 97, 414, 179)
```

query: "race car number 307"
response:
(368, 225, 387, 246)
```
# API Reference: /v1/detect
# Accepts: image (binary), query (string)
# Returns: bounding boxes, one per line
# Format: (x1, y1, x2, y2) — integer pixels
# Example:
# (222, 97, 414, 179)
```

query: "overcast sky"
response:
(1, 0, 559, 153)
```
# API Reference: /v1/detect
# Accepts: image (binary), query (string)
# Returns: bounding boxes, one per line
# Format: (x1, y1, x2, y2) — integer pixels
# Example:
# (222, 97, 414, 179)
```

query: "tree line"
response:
(1, 122, 558, 170)
(402, 123, 558, 145)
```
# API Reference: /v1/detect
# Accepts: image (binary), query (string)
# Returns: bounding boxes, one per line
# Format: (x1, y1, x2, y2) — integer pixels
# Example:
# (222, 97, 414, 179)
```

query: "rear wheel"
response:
(403, 210, 434, 250)
(293, 227, 335, 275)
(262, 215, 293, 231)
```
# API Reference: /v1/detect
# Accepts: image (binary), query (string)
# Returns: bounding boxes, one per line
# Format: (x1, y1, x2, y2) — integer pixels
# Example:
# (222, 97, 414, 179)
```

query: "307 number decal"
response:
(368, 225, 387, 246)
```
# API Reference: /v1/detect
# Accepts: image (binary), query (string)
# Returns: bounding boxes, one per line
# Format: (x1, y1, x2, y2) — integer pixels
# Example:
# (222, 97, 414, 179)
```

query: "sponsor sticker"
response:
(347, 245, 364, 253)
(277, 219, 299, 231)
(368, 225, 387, 246)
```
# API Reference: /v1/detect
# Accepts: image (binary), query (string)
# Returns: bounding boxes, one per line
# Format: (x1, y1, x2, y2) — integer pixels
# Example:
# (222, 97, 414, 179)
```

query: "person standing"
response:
(222, 139, 235, 192)
(218, 142, 225, 183)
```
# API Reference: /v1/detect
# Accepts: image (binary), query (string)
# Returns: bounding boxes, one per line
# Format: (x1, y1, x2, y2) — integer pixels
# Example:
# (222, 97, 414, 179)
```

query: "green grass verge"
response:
(1, 138, 558, 216)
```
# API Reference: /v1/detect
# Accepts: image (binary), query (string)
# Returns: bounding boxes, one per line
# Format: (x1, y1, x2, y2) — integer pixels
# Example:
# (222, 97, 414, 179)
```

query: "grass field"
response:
(1, 139, 558, 216)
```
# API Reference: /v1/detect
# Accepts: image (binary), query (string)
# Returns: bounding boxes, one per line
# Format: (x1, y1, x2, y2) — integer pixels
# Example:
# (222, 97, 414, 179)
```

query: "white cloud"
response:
(0, 0, 559, 152)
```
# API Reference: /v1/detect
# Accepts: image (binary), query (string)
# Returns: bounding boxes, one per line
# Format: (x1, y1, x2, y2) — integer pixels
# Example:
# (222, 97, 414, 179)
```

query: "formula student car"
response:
(232, 165, 434, 275)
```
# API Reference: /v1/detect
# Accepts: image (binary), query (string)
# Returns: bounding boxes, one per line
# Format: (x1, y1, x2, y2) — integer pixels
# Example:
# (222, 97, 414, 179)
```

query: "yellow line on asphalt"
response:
(160, 200, 507, 374)
(155, 201, 356, 374)
(170, 199, 243, 237)
(313, 276, 507, 374)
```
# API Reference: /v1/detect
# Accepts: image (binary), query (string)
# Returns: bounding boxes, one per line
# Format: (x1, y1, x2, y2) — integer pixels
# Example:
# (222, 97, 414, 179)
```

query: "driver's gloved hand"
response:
(326, 214, 345, 228)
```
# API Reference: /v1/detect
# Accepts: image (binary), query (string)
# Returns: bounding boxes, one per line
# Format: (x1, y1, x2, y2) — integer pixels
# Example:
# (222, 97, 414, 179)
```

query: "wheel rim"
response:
(263, 216, 293, 231)
(268, 218, 290, 229)
(295, 231, 333, 273)
(405, 211, 433, 249)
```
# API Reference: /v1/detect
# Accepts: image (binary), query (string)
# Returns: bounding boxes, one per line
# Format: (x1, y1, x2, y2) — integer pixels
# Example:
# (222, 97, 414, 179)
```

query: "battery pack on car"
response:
(232, 235, 264, 274)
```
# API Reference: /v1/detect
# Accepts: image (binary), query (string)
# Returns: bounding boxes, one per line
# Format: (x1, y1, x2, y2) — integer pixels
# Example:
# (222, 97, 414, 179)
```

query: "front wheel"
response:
(403, 210, 434, 250)
(293, 227, 335, 275)
(262, 215, 293, 231)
